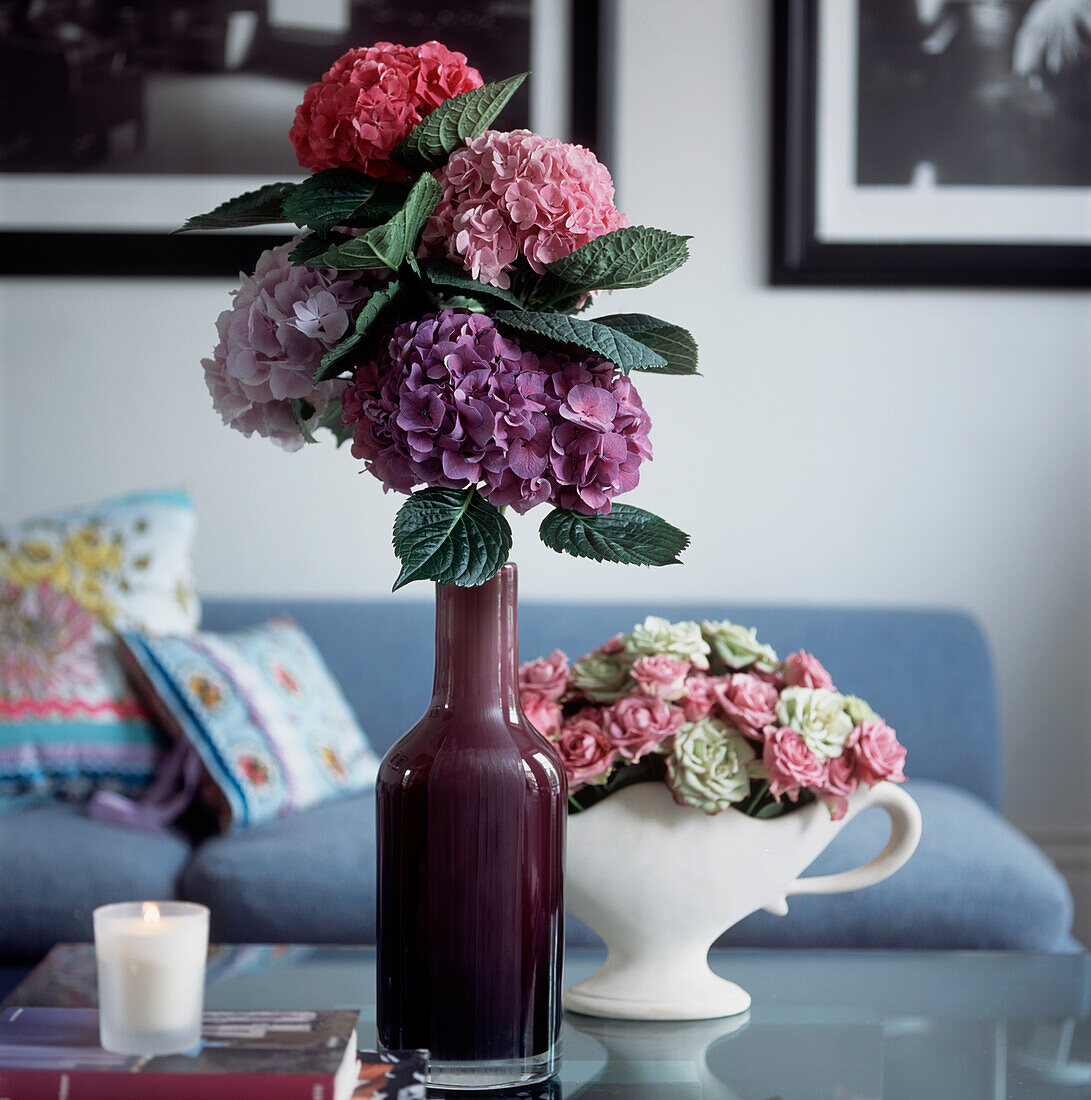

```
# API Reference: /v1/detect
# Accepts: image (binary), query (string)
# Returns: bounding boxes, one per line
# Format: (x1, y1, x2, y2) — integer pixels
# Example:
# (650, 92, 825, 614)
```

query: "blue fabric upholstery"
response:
(202, 601, 1001, 809)
(723, 779, 1078, 951)
(179, 791, 376, 945)
(0, 800, 192, 958)
(177, 781, 1078, 952)
(1, 600, 1073, 968)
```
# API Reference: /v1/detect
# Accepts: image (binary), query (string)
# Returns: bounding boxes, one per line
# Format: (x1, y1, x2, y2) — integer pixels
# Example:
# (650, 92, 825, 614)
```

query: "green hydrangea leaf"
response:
(518, 270, 590, 314)
(392, 487, 513, 591)
(281, 169, 385, 233)
(314, 277, 405, 383)
(290, 398, 318, 444)
(546, 226, 691, 292)
(289, 231, 352, 265)
(306, 174, 441, 272)
(176, 183, 297, 232)
(314, 398, 353, 447)
(593, 314, 699, 375)
(539, 504, 689, 567)
(392, 73, 528, 173)
(418, 258, 526, 309)
(491, 310, 666, 374)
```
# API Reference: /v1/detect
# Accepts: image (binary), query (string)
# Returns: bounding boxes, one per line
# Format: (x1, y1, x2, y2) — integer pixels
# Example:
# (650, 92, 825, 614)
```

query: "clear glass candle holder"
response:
(93, 901, 210, 1055)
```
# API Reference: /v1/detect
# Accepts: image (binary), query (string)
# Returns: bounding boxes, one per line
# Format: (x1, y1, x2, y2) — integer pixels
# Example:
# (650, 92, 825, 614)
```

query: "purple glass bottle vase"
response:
(376, 564, 566, 1090)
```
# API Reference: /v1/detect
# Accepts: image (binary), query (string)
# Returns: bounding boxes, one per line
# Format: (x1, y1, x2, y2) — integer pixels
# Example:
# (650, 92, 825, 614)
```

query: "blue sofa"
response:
(0, 600, 1078, 998)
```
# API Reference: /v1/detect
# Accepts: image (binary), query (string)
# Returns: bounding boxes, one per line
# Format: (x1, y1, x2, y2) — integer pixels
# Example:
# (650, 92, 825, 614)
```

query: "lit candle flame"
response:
(142, 902, 161, 923)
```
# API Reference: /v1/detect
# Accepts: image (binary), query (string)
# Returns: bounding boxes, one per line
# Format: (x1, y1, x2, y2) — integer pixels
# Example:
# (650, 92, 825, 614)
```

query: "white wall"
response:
(1, 2, 1089, 925)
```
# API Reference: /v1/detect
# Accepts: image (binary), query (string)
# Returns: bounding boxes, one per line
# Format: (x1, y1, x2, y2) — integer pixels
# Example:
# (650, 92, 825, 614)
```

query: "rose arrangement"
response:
(519, 617, 907, 819)
(182, 43, 696, 589)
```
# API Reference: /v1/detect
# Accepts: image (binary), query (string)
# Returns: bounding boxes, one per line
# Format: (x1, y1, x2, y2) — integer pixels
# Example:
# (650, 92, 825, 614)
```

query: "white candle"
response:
(93, 901, 209, 1055)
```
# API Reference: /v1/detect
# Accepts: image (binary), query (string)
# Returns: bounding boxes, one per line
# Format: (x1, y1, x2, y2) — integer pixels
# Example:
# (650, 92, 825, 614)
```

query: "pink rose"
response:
(631, 655, 691, 701)
(783, 650, 835, 691)
(712, 673, 779, 738)
(680, 674, 723, 722)
(763, 726, 828, 800)
(519, 650, 569, 701)
(599, 634, 626, 656)
(753, 665, 785, 689)
(819, 748, 859, 821)
(554, 709, 617, 789)
(602, 696, 685, 762)
(854, 721, 907, 785)
(521, 691, 563, 738)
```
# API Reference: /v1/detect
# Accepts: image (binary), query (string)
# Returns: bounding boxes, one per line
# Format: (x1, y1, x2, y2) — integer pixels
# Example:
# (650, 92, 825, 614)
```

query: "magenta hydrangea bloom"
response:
(341, 309, 652, 515)
(420, 130, 630, 288)
(203, 238, 386, 452)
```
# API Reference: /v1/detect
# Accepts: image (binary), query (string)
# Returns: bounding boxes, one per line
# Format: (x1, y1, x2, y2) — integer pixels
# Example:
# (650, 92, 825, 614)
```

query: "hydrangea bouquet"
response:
(184, 42, 695, 589)
(519, 617, 908, 819)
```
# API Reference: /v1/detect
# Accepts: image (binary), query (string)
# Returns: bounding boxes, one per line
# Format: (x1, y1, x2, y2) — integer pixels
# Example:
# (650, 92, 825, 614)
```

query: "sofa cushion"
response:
(0, 800, 192, 958)
(1, 490, 199, 801)
(181, 779, 1077, 952)
(715, 779, 1078, 951)
(120, 619, 379, 831)
(180, 792, 376, 944)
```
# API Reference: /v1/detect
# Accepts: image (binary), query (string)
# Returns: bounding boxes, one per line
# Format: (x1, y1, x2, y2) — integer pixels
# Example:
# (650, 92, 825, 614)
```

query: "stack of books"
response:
(0, 1007, 426, 1099)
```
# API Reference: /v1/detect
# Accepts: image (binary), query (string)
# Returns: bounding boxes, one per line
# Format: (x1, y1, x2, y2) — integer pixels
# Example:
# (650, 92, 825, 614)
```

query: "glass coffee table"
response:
(5, 944, 1090, 1098)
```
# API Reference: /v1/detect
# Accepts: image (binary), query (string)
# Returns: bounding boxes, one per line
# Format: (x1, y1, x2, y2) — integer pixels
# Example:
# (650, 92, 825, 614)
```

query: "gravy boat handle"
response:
(787, 782, 922, 897)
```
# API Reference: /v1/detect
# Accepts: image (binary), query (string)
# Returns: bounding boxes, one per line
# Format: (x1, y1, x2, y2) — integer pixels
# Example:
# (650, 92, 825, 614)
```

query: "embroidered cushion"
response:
(0, 490, 199, 799)
(119, 618, 379, 830)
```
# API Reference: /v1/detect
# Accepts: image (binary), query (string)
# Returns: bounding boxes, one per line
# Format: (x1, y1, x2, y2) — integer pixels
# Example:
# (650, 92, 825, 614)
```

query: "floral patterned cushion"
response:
(119, 619, 379, 830)
(0, 490, 199, 799)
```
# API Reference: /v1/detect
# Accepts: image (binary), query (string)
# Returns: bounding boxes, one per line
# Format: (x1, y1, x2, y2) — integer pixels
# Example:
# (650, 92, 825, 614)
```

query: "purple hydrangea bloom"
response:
(342, 308, 652, 515)
(202, 237, 386, 451)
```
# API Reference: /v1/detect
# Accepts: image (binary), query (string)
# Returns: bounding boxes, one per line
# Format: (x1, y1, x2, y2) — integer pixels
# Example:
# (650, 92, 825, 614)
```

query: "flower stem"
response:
(744, 779, 770, 816)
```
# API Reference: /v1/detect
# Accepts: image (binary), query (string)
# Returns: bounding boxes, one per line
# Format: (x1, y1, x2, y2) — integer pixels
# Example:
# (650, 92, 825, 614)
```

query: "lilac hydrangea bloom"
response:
(202, 237, 386, 451)
(341, 308, 652, 515)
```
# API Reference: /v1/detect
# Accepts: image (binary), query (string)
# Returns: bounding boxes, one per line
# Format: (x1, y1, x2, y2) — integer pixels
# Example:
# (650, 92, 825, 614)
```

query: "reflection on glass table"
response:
(5, 945, 1090, 1099)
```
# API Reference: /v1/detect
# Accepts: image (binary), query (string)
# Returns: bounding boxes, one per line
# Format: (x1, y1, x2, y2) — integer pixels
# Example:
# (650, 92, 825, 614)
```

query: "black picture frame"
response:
(771, 0, 1091, 288)
(0, 0, 605, 278)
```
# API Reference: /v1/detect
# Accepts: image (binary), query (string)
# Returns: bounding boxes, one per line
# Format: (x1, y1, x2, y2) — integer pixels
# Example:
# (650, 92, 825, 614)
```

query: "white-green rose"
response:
(776, 686, 854, 761)
(665, 717, 756, 814)
(843, 694, 879, 726)
(701, 619, 779, 672)
(623, 616, 710, 670)
(569, 652, 633, 702)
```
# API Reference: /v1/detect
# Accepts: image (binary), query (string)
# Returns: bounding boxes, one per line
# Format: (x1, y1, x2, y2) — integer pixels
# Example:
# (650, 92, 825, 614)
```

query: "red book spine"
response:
(0, 1068, 336, 1099)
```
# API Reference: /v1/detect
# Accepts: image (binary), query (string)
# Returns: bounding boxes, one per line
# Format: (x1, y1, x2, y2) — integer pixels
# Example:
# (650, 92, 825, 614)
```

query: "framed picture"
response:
(771, 0, 1091, 287)
(0, 0, 605, 277)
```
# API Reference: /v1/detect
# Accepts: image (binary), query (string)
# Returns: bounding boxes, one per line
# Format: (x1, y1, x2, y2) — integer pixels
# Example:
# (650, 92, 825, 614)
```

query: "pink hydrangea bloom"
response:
(203, 237, 384, 451)
(553, 708, 617, 789)
(854, 721, 907, 785)
(342, 309, 652, 515)
(602, 696, 685, 762)
(289, 42, 482, 179)
(763, 726, 828, 801)
(783, 650, 835, 690)
(519, 650, 569, 701)
(522, 691, 563, 738)
(712, 673, 779, 738)
(631, 655, 690, 701)
(421, 129, 629, 288)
